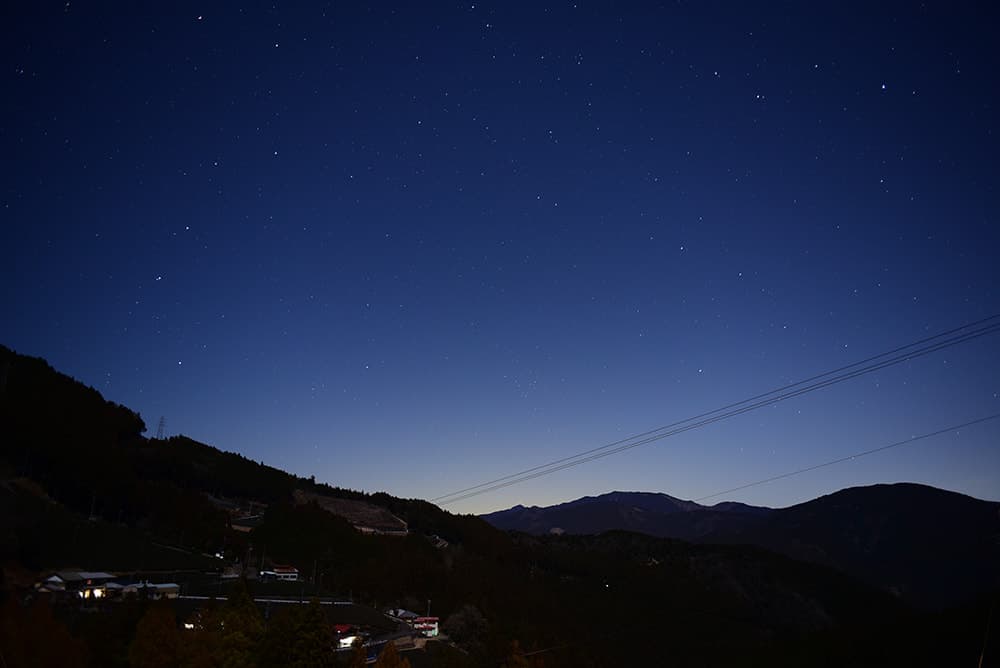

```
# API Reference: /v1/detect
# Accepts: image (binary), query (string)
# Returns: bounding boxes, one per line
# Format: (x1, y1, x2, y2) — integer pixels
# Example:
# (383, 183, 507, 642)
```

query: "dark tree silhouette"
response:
(129, 602, 179, 668)
(374, 640, 411, 668)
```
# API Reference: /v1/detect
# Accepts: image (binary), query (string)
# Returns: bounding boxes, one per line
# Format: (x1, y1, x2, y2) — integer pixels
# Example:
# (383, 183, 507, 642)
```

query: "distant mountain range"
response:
(4, 342, 1000, 664)
(482, 490, 772, 539)
(482, 484, 1000, 609)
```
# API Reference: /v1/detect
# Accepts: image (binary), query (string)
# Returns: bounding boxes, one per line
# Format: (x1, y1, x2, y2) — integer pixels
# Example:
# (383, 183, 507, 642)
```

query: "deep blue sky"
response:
(3, 2, 998, 513)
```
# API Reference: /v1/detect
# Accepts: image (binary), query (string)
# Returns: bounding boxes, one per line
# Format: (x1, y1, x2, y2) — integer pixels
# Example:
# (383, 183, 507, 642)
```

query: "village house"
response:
(36, 571, 115, 600)
(260, 563, 299, 581)
(35, 571, 180, 602)
(118, 581, 181, 600)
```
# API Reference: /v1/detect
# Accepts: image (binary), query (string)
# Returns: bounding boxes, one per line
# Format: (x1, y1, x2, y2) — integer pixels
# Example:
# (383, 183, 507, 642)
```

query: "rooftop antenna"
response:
(156, 416, 166, 440)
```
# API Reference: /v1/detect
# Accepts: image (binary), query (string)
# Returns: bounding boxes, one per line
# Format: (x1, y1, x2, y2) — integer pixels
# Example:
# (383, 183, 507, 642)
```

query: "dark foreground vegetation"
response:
(1, 344, 997, 667)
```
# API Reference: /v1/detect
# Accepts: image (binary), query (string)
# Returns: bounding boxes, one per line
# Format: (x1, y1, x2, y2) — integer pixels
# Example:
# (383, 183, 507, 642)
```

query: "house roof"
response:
(52, 570, 115, 583)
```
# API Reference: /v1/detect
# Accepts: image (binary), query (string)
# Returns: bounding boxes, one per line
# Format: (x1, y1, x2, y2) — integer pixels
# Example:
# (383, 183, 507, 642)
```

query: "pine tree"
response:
(0, 597, 88, 668)
(259, 605, 298, 668)
(129, 603, 178, 668)
(346, 639, 368, 668)
(177, 601, 222, 668)
(374, 640, 412, 668)
(289, 598, 334, 667)
(215, 579, 264, 668)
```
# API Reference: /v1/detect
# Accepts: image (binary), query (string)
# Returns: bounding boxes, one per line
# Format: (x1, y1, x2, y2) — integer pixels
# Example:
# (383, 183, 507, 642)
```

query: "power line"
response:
(434, 314, 1000, 506)
(433, 314, 1000, 503)
(693, 413, 1000, 502)
(439, 321, 1000, 505)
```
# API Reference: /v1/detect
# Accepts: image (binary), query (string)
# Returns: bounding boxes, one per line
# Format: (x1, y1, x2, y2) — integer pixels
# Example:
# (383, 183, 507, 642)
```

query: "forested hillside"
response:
(2, 344, 997, 667)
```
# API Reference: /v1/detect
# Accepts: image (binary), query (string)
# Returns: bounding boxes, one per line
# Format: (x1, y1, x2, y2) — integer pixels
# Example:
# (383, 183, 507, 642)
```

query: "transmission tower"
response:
(156, 416, 166, 440)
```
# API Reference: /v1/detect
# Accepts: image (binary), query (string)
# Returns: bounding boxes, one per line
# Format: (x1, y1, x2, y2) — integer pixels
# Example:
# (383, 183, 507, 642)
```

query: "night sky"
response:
(3, 2, 998, 514)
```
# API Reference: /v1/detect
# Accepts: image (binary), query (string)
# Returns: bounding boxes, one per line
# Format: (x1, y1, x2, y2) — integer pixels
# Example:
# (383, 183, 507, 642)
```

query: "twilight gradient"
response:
(3, 2, 998, 513)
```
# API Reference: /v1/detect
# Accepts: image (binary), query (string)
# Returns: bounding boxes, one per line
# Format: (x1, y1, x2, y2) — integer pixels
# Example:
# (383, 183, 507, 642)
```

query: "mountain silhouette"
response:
(483, 485, 1000, 608)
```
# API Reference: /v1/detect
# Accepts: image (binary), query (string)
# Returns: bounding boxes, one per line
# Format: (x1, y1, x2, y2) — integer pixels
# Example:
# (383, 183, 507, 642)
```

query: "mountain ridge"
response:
(482, 484, 1000, 609)
(3, 342, 999, 664)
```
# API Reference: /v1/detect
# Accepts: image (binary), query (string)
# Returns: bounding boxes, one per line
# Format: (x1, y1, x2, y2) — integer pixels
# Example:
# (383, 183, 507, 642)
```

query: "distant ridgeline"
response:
(0, 344, 506, 566)
(482, 485, 1000, 609)
(3, 343, 1000, 667)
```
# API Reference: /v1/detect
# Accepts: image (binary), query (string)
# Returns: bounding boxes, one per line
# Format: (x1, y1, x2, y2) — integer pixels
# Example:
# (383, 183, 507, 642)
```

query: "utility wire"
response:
(434, 314, 1000, 503)
(477, 415, 999, 668)
(434, 314, 1000, 506)
(693, 413, 1000, 502)
(439, 322, 1000, 504)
